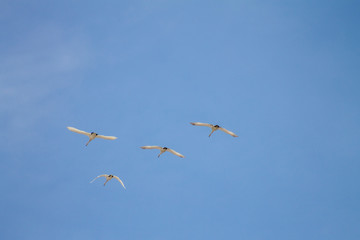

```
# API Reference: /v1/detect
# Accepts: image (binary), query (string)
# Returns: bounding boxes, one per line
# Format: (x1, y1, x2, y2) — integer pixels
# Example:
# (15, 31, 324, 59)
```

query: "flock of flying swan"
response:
(67, 122, 238, 189)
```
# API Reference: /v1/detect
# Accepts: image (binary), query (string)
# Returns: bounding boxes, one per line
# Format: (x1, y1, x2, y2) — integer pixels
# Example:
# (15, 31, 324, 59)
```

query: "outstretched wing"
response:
(96, 135, 117, 140)
(67, 127, 91, 136)
(190, 122, 213, 128)
(140, 146, 163, 150)
(167, 148, 185, 158)
(219, 127, 238, 137)
(113, 176, 126, 189)
(90, 174, 108, 183)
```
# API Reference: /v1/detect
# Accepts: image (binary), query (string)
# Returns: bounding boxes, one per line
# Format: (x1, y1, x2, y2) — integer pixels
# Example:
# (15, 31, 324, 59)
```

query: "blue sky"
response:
(1, 1, 360, 239)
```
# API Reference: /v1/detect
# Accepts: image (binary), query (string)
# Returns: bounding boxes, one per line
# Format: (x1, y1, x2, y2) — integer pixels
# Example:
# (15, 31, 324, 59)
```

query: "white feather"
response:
(219, 127, 238, 137)
(167, 148, 185, 158)
(90, 174, 108, 183)
(140, 146, 163, 150)
(113, 176, 126, 189)
(67, 127, 91, 136)
(96, 135, 117, 140)
(190, 122, 213, 128)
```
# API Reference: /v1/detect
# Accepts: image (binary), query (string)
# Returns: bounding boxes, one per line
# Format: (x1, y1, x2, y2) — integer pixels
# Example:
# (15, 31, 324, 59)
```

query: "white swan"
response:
(190, 122, 238, 137)
(140, 146, 185, 158)
(67, 127, 117, 146)
(90, 174, 126, 189)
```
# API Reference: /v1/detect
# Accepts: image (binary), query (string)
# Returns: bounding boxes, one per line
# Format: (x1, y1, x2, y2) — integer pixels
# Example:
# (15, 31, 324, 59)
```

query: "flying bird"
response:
(90, 174, 126, 189)
(67, 127, 117, 146)
(140, 146, 185, 158)
(190, 122, 238, 137)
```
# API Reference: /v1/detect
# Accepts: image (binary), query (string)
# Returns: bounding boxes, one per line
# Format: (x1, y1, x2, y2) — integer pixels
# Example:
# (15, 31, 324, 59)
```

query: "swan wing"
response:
(113, 176, 126, 189)
(90, 174, 108, 183)
(167, 148, 185, 158)
(67, 127, 91, 136)
(96, 135, 117, 140)
(190, 122, 213, 128)
(219, 127, 238, 137)
(140, 146, 163, 150)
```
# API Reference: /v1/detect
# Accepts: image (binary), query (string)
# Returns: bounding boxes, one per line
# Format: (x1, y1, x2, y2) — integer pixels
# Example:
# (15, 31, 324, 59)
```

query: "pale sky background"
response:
(1, 1, 360, 239)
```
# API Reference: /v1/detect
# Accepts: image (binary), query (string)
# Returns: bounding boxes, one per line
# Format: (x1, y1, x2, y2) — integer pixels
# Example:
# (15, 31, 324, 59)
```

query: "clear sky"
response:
(1, 1, 360, 239)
